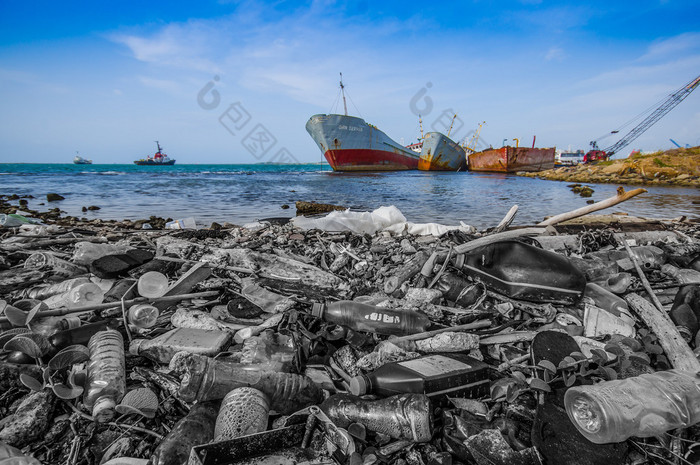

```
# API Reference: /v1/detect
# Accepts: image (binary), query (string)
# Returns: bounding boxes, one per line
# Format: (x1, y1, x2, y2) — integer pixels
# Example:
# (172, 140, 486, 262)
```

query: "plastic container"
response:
(165, 217, 197, 230)
(127, 303, 159, 329)
(48, 319, 121, 350)
(215, 387, 270, 441)
(137, 271, 169, 298)
(25, 277, 92, 300)
(23, 252, 87, 278)
(71, 241, 132, 266)
(176, 353, 323, 414)
(564, 370, 700, 444)
(151, 402, 217, 465)
(582, 283, 633, 322)
(42, 282, 104, 309)
(453, 240, 586, 304)
(84, 329, 126, 422)
(591, 272, 632, 295)
(348, 353, 489, 401)
(129, 327, 232, 364)
(311, 301, 430, 336)
(662, 264, 700, 285)
(321, 393, 433, 443)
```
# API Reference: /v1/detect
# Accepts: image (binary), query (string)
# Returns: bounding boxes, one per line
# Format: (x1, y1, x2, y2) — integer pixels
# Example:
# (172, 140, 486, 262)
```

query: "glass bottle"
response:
(565, 370, 700, 444)
(129, 327, 232, 364)
(127, 303, 159, 329)
(311, 301, 430, 336)
(176, 353, 323, 414)
(84, 329, 126, 422)
(137, 271, 169, 298)
(42, 282, 104, 309)
(348, 353, 489, 400)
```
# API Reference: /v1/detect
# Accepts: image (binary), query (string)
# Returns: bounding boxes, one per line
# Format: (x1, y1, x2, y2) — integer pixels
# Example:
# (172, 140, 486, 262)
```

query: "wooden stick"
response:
(453, 228, 548, 255)
(537, 187, 647, 227)
(493, 205, 518, 233)
(480, 331, 537, 346)
(388, 320, 491, 344)
(384, 250, 430, 294)
(618, 236, 666, 315)
(625, 293, 700, 372)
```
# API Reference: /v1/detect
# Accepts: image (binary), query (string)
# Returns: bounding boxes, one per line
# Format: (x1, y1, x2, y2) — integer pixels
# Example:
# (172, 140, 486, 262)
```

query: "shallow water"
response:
(1, 164, 697, 229)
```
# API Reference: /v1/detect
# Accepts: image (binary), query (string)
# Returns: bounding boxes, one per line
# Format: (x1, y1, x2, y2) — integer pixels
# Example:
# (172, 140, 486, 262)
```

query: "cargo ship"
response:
(134, 141, 176, 166)
(418, 132, 467, 171)
(73, 152, 92, 164)
(468, 146, 555, 173)
(305, 74, 420, 171)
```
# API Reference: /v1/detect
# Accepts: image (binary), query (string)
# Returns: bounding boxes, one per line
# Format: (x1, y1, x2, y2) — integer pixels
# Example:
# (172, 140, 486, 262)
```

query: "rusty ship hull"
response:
(418, 132, 467, 171)
(306, 114, 420, 171)
(468, 146, 555, 173)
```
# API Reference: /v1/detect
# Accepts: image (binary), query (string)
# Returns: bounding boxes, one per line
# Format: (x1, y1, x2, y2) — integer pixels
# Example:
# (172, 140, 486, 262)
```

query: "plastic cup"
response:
(137, 271, 168, 298)
(128, 303, 160, 329)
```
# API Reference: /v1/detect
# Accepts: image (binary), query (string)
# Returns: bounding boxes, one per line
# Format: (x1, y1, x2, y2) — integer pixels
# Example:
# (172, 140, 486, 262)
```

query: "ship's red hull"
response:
(324, 149, 419, 171)
(468, 147, 555, 173)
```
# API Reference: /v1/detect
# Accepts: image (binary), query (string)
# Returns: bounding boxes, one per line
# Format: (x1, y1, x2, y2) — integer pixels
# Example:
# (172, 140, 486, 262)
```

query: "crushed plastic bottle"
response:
(23, 252, 87, 278)
(311, 300, 431, 336)
(215, 387, 269, 441)
(565, 370, 700, 444)
(662, 264, 700, 284)
(42, 282, 104, 309)
(129, 327, 232, 364)
(84, 329, 126, 422)
(25, 277, 92, 300)
(321, 393, 433, 442)
(71, 242, 132, 266)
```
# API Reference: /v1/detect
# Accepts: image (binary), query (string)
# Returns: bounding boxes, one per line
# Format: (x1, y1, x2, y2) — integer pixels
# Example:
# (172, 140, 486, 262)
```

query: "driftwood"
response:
(453, 228, 548, 255)
(388, 320, 491, 344)
(493, 205, 518, 233)
(537, 187, 647, 227)
(384, 251, 430, 294)
(625, 293, 700, 372)
(479, 331, 537, 345)
(0, 236, 107, 251)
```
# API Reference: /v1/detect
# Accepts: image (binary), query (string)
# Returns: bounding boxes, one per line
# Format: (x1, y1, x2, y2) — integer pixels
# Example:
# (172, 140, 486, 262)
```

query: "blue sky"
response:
(1, 0, 698, 164)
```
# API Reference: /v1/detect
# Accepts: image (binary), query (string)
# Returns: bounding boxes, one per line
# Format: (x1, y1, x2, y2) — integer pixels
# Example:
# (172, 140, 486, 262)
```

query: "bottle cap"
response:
(64, 316, 82, 330)
(129, 338, 147, 355)
(311, 303, 326, 319)
(348, 375, 368, 396)
(92, 396, 117, 423)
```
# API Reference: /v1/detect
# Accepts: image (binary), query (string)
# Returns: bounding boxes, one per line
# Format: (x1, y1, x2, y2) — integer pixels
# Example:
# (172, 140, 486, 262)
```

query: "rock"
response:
(295, 201, 346, 216)
(0, 390, 56, 447)
(46, 193, 65, 202)
(88, 206, 101, 211)
(281, 204, 290, 209)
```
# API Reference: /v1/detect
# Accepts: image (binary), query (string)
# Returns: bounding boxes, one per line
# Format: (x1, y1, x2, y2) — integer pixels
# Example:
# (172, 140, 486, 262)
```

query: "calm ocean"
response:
(1, 164, 698, 229)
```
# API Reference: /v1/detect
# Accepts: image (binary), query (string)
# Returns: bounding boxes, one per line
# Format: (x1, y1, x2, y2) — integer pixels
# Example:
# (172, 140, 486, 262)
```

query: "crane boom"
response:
(585, 74, 700, 162)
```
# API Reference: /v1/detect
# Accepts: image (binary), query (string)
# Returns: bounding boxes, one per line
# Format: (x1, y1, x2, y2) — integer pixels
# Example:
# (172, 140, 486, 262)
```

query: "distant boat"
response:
(468, 146, 555, 173)
(418, 132, 467, 171)
(73, 152, 92, 164)
(555, 149, 585, 167)
(134, 141, 176, 165)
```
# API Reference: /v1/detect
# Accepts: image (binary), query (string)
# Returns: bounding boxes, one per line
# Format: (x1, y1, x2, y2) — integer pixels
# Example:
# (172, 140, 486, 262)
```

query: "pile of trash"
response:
(1, 208, 700, 465)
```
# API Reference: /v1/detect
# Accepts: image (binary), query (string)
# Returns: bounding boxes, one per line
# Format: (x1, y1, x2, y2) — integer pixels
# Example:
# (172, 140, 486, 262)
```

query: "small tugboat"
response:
(134, 141, 176, 165)
(73, 152, 92, 164)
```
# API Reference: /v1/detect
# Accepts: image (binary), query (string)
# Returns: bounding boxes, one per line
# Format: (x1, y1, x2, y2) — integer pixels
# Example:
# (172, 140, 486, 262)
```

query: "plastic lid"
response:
(311, 303, 326, 319)
(348, 375, 367, 396)
(129, 338, 147, 355)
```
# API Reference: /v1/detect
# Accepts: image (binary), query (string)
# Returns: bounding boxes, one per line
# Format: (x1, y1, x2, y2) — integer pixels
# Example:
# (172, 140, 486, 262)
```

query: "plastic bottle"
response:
(129, 327, 232, 363)
(84, 329, 126, 422)
(239, 330, 295, 372)
(215, 387, 269, 441)
(348, 353, 489, 400)
(662, 264, 700, 285)
(71, 241, 131, 266)
(127, 303, 159, 329)
(150, 402, 217, 465)
(137, 271, 168, 298)
(311, 301, 431, 336)
(564, 370, 700, 444)
(453, 240, 586, 304)
(591, 272, 632, 295)
(433, 272, 482, 306)
(320, 393, 433, 443)
(175, 352, 323, 414)
(25, 277, 92, 300)
(28, 315, 81, 336)
(586, 246, 666, 270)
(48, 319, 121, 350)
(23, 252, 87, 277)
(42, 282, 104, 309)
(582, 283, 633, 322)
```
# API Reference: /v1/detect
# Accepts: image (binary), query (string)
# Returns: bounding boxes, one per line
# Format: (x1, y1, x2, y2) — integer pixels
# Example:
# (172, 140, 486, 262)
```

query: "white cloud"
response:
(545, 46, 565, 61)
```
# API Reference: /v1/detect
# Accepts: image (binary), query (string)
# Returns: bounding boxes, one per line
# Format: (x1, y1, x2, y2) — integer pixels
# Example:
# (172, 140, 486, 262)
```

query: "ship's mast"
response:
(419, 116, 424, 140)
(155, 140, 162, 153)
(339, 73, 348, 116)
(447, 113, 457, 137)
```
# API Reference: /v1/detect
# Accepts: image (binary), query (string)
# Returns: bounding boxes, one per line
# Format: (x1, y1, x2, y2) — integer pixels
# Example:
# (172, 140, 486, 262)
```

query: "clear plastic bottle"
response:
(662, 264, 700, 284)
(175, 353, 323, 414)
(137, 271, 169, 298)
(215, 387, 269, 441)
(71, 241, 131, 266)
(591, 272, 632, 295)
(564, 370, 700, 444)
(42, 282, 104, 309)
(127, 303, 159, 329)
(129, 327, 232, 363)
(151, 402, 217, 465)
(582, 282, 633, 322)
(84, 329, 126, 422)
(348, 353, 489, 400)
(320, 393, 433, 443)
(23, 252, 87, 277)
(28, 315, 81, 336)
(311, 301, 431, 336)
(25, 277, 92, 300)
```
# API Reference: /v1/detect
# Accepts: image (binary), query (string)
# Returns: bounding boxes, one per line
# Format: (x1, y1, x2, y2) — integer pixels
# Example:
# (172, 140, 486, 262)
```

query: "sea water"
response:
(0, 163, 697, 229)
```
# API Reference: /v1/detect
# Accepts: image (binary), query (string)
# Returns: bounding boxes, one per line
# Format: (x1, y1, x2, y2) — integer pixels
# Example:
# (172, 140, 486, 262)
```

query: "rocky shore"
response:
(518, 146, 700, 187)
